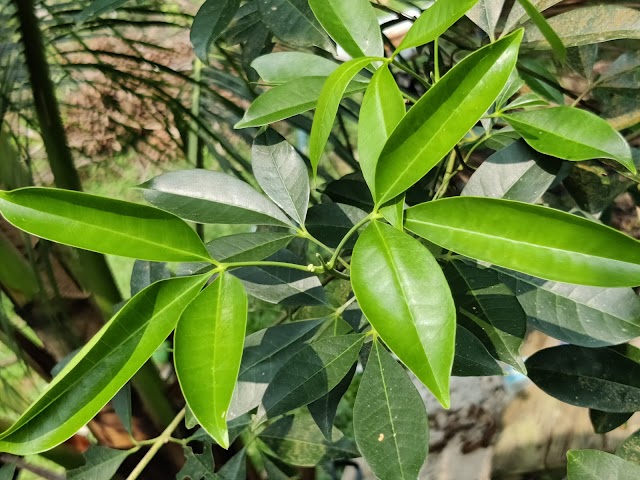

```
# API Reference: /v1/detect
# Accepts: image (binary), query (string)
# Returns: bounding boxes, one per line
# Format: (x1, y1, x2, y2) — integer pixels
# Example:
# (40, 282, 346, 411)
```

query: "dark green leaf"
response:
(140, 170, 293, 227)
(351, 221, 456, 407)
(229, 319, 323, 419)
(405, 197, 640, 287)
(77, 0, 128, 24)
(252, 52, 340, 84)
(191, 0, 241, 62)
(567, 449, 640, 479)
(232, 250, 328, 306)
(308, 363, 355, 441)
(589, 410, 633, 434)
(259, 411, 358, 467)
(305, 202, 368, 249)
(258, 0, 333, 51)
(566, 45, 599, 82)
(309, 0, 383, 58)
(112, 383, 132, 435)
(503, 107, 635, 173)
(0, 465, 15, 480)
(177, 444, 216, 480)
(260, 334, 364, 420)
(498, 269, 640, 348)
(236, 76, 367, 128)
(461, 140, 563, 203)
(130, 260, 171, 296)
(466, 0, 506, 41)
(358, 66, 405, 192)
(515, 0, 566, 61)
(354, 341, 429, 480)
(504, 0, 563, 33)
(261, 454, 291, 480)
(0, 275, 208, 454)
(253, 129, 310, 224)
(453, 325, 503, 377)
(68, 446, 131, 480)
(217, 448, 246, 480)
(599, 52, 640, 88)
(175, 273, 247, 448)
(0, 188, 211, 263)
(616, 428, 640, 466)
(526, 345, 640, 412)
(323, 176, 374, 211)
(210, 232, 294, 264)
(375, 30, 523, 204)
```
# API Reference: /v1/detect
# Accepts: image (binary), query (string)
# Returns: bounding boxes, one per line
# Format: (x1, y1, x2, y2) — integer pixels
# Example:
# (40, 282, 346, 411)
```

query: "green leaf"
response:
(358, 66, 405, 193)
(235, 76, 367, 128)
(398, 0, 478, 51)
(305, 202, 368, 249)
(191, 0, 241, 62)
(309, 0, 383, 58)
(526, 345, 640, 412)
(230, 319, 323, 419)
(461, 140, 562, 203)
(354, 341, 429, 480)
(453, 325, 503, 377)
(261, 454, 291, 480)
(503, 107, 635, 173)
(258, 0, 333, 51)
(130, 260, 171, 296)
(0, 188, 211, 263)
(467, 0, 506, 41)
(498, 269, 640, 348)
(77, 0, 128, 24)
(504, 0, 562, 33)
(617, 428, 640, 466)
(599, 51, 640, 88)
(111, 383, 132, 435)
(514, 0, 565, 61)
(351, 221, 456, 408)
(217, 448, 247, 480)
(323, 176, 374, 211)
(177, 444, 216, 480)
(253, 129, 310, 224)
(308, 363, 355, 441)
(309, 57, 379, 176)
(444, 259, 526, 373)
(68, 446, 131, 480)
(233, 250, 328, 306)
(0, 275, 208, 455)
(259, 411, 358, 467)
(523, 6, 640, 49)
(379, 195, 405, 231)
(589, 410, 633, 434)
(175, 273, 247, 449)
(567, 449, 640, 479)
(405, 197, 640, 287)
(375, 30, 523, 204)
(140, 170, 292, 227)
(0, 465, 15, 480)
(252, 52, 341, 84)
(259, 334, 364, 420)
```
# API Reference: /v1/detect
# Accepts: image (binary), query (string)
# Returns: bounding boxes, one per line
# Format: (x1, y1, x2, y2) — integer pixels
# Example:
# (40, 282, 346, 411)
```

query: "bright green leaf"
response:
(354, 341, 429, 480)
(405, 197, 640, 287)
(351, 221, 456, 408)
(175, 273, 248, 449)
(191, 0, 241, 62)
(567, 449, 640, 479)
(252, 52, 341, 84)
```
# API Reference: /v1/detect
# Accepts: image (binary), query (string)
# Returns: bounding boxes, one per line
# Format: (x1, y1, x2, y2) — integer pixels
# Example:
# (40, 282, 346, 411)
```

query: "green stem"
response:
(327, 214, 376, 270)
(391, 60, 431, 89)
(433, 150, 458, 200)
(126, 409, 186, 480)
(223, 261, 324, 274)
(433, 38, 440, 83)
(298, 228, 350, 270)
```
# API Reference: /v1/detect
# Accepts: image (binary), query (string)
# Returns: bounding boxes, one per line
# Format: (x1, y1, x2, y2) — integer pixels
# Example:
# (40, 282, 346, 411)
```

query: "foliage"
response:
(2, 0, 640, 479)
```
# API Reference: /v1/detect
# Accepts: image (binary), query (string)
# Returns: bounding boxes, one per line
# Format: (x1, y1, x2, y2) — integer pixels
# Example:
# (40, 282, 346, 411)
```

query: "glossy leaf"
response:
(444, 259, 526, 372)
(503, 107, 635, 173)
(375, 30, 523, 204)
(567, 449, 640, 479)
(466, 0, 505, 41)
(232, 250, 328, 306)
(405, 197, 640, 287)
(309, 57, 379, 176)
(380, 195, 405, 230)
(523, 6, 640, 49)
(309, 0, 383, 59)
(617, 428, 640, 466)
(191, 0, 241, 62)
(236, 76, 367, 128)
(453, 325, 503, 377)
(589, 410, 633, 434)
(308, 364, 356, 441)
(140, 170, 292, 227)
(499, 269, 640, 348)
(461, 140, 562, 203)
(354, 341, 429, 480)
(358, 66, 405, 192)
(351, 221, 456, 407)
(398, 0, 478, 51)
(526, 345, 640, 412)
(515, 0, 565, 61)
(68, 446, 131, 480)
(258, 0, 333, 51)
(259, 334, 364, 420)
(229, 319, 323, 419)
(252, 52, 340, 84)
(175, 273, 247, 449)
(259, 411, 358, 467)
(130, 260, 171, 296)
(305, 202, 368, 249)
(253, 129, 309, 224)
(0, 275, 208, 454)
(77, 0, 127, 23)
(0, 188, 211, 262)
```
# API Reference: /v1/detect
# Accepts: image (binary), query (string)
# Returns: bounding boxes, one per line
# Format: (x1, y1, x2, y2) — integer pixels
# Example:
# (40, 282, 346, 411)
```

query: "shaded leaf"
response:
(112, 383, 132, 435)
(77, 0, 128, 24)
(467, 0, 506, 41)
(308, 363, 356, 441)
(130, 260, 171, 296)
(68, 446, 131, 480)
(191, 0, 241, 62)
(589, 410, 633, 434)
(177, 444, 216, 480)
(305, 202, 368, 249)
(453, 325, 503, 377)
(217, 448, 246, 480)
